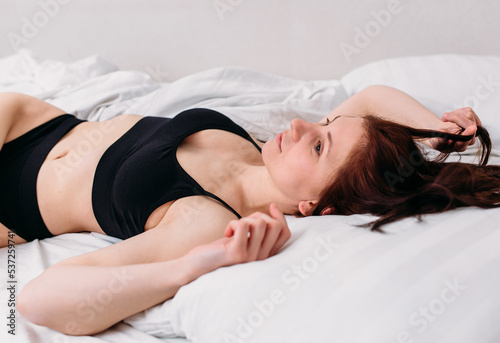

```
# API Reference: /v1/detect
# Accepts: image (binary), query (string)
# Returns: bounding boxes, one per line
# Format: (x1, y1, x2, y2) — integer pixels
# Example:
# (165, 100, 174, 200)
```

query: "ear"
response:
(319, 206, 335, 216)
(298, 200, 317, 216)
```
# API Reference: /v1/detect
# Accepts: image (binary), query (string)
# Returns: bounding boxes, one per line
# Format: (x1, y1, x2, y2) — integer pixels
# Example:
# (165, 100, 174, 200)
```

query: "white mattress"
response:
(0, 50, 499, 343)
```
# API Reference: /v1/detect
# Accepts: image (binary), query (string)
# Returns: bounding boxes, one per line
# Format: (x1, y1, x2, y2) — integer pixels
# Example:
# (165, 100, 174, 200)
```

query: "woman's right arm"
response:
(21, 255, 195, 335)
(17, 199, 290, 336)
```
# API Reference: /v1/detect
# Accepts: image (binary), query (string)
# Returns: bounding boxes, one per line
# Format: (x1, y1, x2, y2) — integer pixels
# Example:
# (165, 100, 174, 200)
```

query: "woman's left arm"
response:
(323, 85, 480, 150)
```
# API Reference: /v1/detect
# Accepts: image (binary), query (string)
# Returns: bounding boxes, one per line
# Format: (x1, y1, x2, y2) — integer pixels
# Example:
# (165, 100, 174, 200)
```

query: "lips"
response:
(275, 132, 283, 152)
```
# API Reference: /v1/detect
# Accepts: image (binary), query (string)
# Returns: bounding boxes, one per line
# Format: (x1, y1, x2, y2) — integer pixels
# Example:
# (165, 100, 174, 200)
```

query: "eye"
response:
(315, 140, 322, 155)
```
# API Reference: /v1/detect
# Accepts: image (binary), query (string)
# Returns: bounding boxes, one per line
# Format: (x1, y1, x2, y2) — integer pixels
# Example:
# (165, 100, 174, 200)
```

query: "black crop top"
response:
(92, 108, 261, 240)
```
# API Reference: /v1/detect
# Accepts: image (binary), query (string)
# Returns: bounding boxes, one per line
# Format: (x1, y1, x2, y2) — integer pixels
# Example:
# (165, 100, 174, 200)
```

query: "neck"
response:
(236, 165, 298, 217)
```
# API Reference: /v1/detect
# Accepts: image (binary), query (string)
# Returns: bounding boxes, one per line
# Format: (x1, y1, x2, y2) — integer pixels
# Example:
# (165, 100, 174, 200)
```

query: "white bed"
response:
(0, 50, 499, 343)
(1, 1, 500, 341)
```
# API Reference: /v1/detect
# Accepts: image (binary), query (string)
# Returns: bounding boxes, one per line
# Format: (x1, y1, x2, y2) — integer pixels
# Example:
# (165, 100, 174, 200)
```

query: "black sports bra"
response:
(92, 108, 262, 239)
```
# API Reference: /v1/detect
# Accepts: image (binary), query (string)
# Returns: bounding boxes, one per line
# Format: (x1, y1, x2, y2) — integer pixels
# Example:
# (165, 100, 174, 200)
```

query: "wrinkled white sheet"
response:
(0, 50, 347, 142)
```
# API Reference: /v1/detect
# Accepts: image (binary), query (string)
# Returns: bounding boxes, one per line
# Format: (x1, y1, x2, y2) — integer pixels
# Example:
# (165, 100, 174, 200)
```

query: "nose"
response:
(290, 118, 312, 141)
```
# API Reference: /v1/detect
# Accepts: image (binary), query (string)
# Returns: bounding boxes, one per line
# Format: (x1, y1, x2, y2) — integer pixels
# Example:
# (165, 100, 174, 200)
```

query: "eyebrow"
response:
(325, 131, 332, 159)
(323, 115, 340, 158)
(325, 115, 341, 125)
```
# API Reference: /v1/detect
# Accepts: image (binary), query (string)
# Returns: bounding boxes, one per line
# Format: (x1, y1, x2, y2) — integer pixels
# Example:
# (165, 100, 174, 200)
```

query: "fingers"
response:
(230, 220, 250, 256)
(250, 203, 291, 258)
(462, 107, 482, 127)
(252, 211, 284, 260)
(269, 228, 292, 257)
(269, 202, 287, 227)
(223, 204, 291, 263)
(268, 203, 291, 256)
(442, 107, 479, 149)
(245, 218, 267, 260)
(442, 107, 476, 129)
(224, 224, 235, 237)
(462, 125, 477, 145)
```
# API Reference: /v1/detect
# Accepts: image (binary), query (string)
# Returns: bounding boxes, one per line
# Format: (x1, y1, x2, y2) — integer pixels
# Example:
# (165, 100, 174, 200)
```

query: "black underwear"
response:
(0, 109, 261, 241)
(0, 114, 85, 241)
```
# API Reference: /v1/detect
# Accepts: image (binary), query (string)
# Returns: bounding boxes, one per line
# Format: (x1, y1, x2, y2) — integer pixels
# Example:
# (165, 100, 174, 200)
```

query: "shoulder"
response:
(159, 196, 239, 239)
(148, 196, 239, 261)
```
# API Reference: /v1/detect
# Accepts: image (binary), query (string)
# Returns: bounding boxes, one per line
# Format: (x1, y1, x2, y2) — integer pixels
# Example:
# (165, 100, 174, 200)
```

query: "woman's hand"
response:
(184, 203, 291, 277)
(427, 107, 482, 152)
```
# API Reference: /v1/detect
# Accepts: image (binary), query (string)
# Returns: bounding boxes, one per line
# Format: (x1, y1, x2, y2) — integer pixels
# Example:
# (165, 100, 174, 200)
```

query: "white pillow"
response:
(164, 204, 500, 343)
(340, 54, 500, 152)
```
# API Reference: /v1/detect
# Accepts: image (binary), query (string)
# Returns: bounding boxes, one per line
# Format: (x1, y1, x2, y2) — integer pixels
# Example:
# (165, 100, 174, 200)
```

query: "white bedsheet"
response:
(0, 50, 499, 343)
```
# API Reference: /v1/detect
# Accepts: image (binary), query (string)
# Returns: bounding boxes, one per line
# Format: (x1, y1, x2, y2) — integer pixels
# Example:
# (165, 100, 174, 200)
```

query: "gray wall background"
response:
(0, 0, 499, 81)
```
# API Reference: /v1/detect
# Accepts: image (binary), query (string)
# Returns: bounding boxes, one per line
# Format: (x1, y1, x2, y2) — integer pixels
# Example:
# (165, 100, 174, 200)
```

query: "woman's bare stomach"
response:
(0, 114, 173, 246)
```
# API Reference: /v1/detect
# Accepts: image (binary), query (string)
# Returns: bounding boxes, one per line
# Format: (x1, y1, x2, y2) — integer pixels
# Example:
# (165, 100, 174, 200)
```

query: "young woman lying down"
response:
(0, 85, 498, 335)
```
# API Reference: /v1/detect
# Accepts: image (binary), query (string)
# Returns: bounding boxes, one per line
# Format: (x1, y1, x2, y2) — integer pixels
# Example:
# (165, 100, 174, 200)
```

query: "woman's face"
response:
(262, 115, 365, 209)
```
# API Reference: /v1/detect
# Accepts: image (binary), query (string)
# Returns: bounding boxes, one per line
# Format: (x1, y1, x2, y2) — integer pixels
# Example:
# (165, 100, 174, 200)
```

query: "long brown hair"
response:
(312, 115, 500, 232)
